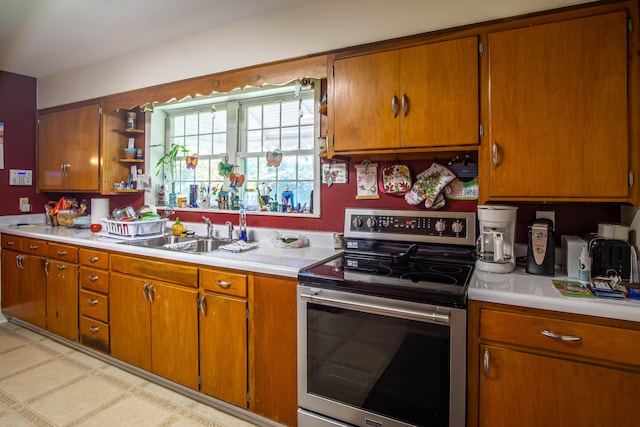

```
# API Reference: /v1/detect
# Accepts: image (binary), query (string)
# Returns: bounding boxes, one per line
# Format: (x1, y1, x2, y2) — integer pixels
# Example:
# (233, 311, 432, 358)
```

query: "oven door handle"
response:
(299, 292, 450, 324)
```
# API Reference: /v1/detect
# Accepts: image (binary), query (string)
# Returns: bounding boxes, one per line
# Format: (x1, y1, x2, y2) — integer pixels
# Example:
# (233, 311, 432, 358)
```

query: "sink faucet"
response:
(202, 216, 214, 238)
(225, 221, 233, 241)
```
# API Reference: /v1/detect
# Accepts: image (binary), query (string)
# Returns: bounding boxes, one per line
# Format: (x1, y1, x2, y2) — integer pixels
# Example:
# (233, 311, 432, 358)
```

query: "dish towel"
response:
(219, 241, 259, 253)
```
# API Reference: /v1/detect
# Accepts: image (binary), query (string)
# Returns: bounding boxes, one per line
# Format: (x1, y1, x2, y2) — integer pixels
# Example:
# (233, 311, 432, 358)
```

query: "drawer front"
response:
(111, 253, 198, 288)
(79, 289, 108, 322)
(79, 248, 109, 269)
(1, 234, 21, 250)
(80, 267, 109, 293)
(200, 268, 247, 297)
(80, 316, 109, 353)
(22, 238, 47, 256)
(47, 242, 79, 263)
(480, 309, 640, 367)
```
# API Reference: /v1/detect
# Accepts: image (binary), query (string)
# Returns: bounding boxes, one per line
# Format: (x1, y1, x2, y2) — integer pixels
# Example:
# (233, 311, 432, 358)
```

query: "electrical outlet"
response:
(536, 210, 555, 226)
(19, 197, 28, 207)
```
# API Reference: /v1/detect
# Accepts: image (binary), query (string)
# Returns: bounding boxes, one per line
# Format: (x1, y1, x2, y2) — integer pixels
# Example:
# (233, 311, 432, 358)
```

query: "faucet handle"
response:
(202, 216, 211, 224)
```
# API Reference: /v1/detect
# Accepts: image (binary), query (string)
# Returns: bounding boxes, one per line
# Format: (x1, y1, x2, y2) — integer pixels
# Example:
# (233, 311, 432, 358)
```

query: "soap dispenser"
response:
(171, 217, 184, 236)
(239, 209, 248, 242)
(578, 246, 591, 282)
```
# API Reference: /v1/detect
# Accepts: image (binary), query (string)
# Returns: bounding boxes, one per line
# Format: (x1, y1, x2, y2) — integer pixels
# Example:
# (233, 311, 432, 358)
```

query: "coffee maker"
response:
(476, 205, 518, 273)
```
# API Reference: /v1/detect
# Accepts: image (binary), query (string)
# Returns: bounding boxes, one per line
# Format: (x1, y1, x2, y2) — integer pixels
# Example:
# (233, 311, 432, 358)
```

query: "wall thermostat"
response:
(9, 169, 33, 186)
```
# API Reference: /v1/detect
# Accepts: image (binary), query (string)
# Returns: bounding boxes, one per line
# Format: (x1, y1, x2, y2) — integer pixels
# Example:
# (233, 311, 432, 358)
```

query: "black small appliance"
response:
(526, 218, 555, 276)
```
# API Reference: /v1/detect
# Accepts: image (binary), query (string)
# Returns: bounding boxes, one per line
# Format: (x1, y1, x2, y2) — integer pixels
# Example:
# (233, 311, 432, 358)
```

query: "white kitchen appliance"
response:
(476, 205, 518, 273)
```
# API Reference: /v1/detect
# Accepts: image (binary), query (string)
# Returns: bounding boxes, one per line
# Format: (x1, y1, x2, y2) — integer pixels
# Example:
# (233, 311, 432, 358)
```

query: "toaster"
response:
(588, 238, 635, 280)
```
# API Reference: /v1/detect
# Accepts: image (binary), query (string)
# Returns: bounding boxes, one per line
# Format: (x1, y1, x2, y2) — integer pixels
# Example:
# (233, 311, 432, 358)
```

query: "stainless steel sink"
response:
(122, 235, 234, 253)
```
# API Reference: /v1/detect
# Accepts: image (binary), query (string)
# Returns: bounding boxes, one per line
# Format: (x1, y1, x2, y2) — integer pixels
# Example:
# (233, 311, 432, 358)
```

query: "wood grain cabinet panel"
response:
(332, 36, 479, 154)
(484, 10, 630, 201)
(37, 103, 101, 192)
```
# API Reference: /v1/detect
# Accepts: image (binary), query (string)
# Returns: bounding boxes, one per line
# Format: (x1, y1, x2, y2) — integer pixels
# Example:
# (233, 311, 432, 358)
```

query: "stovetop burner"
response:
(298, 208, 476, 307)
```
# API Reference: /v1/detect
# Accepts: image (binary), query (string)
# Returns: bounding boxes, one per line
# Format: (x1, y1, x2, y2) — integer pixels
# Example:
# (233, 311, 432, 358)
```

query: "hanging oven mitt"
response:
(405, 162, 456, 207)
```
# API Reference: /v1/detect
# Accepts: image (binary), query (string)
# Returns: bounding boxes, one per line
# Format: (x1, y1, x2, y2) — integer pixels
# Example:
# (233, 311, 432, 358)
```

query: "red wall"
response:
(0, 71, 50, 215)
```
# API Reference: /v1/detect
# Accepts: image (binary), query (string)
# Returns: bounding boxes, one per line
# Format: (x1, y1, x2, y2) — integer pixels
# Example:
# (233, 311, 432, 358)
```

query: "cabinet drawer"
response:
(1, 234, 21, 250)
(79, 289, 108, 322)
(80, 316, 109, 353)
(80, 267, 109, 294)
(480, 309, 640, 367)
(47, 242, 79, 262)
(22, 238, 47, 256)
(200, 268, 247, 297)
(79, 248, 109, 269)
(111, 253, 198, 287)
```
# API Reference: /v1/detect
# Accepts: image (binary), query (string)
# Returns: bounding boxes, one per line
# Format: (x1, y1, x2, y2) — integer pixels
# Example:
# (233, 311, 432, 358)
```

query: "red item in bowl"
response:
(89, 223, 102, 233)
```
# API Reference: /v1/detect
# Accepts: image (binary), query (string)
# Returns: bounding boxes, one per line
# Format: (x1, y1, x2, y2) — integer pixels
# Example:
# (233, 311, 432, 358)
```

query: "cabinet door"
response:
(251, 275, 298, 426)
(110, 272, 151, 370)
(200, 292, 248, 407)
(46, 259, 78, 340)
(150, 281, 199, 390)
(400, 36, 479, 148)
(38, 103, 100, 191)
(487, 11, 628, 198)
(21, 255, 47, 329)
(479, 345, 640, 427)
(1, 250, 21, 318)
(333, 50, 400, 151)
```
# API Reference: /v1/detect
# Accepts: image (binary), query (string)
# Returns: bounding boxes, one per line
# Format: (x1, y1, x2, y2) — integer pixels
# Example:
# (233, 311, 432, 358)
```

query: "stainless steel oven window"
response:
(297, 285, 466, 427)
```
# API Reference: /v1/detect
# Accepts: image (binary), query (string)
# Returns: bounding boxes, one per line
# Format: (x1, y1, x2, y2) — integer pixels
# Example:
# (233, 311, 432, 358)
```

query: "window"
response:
(150, 82, 320, 216)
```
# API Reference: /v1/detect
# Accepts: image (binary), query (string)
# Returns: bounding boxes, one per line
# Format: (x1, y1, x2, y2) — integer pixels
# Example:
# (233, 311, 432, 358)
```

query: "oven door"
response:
(297, 284, 466, 427)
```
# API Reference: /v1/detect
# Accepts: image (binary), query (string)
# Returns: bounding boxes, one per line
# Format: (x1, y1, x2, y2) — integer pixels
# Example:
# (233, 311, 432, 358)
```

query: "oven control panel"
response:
(344, 208, 476, 246)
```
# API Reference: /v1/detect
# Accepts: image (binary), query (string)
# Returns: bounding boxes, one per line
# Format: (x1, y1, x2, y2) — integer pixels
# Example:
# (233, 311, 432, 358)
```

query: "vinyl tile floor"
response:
(0, 321, 257, 427)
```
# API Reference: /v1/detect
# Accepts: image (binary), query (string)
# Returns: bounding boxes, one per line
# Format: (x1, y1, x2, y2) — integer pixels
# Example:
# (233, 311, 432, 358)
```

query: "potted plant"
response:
(153, 142, 189, 206)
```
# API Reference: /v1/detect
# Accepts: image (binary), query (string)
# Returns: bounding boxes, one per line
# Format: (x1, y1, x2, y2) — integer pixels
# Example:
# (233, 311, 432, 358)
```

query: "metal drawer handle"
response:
(29, 245, 39, 250)
(401, 94, 408, 116)
(215, 280, 232, 289)
(391, 95, 399, 118)
(89, 325, 100, 333)
(88, 275, 99, 282)
(88, 256, 99, 263)
(57, 250, 67, 256)
(88, 298, 99, 306)
(541, 329, 581, 341)
(483, 348, 490, 377)
(492, 142, 499, 167)
(6, 240, 15, 246)
(56, 264, 66, 271)
(198, 295, 207, 316)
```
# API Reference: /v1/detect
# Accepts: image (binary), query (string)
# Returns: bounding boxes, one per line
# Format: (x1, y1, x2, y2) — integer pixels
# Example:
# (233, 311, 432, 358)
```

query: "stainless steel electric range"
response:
(297, 208, 476, 427)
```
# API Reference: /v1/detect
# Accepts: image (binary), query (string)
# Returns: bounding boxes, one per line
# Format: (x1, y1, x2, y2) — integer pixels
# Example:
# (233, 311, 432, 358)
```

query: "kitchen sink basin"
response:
(122, 235, 234, 253)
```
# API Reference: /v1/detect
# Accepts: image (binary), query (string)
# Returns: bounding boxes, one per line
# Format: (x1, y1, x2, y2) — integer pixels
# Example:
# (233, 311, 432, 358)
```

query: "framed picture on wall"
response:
(355, 162, 379, 199)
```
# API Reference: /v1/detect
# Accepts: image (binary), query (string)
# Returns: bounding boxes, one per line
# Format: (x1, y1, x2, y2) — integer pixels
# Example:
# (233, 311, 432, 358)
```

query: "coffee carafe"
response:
(476, 205, 518, 273)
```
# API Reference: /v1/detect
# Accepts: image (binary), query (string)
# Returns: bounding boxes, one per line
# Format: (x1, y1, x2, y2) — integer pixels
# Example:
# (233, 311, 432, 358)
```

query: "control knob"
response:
(366, 217, 377, 228)
(352, 217, 363, 229)
(452, 222, 464, 234)
(435, 220, 446, 233)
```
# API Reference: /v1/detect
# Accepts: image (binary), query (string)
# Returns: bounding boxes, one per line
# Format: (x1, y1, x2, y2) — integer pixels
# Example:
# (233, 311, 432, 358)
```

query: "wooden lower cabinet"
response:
(45, 259, 78, 340)
(110, 260, 199, 390)
(79, 248, 110, 353)
(199, 267, 249, 407)
(1, 235, 47, 329)
(468, 301, 640, 427)
(251, 274, 298, 427)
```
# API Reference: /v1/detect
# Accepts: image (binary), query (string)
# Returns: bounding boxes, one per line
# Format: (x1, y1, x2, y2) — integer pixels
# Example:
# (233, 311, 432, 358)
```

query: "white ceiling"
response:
(0, 0, 314, 78)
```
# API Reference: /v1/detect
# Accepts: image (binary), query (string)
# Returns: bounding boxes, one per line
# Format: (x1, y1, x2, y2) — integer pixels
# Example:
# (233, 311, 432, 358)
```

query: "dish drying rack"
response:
(101, 218, 167, 239)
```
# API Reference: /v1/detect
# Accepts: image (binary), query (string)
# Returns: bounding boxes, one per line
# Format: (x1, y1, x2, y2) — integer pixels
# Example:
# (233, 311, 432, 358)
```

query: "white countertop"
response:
(469, 267, 640, 323)
(0, 221, 339, 279)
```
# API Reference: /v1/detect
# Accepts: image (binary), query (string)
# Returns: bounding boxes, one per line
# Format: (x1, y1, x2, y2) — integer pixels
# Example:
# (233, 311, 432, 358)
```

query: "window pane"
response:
(199, 112, 213, 134)
(199, 134, 213, 155)
(185, 114, 198, 135)
(247, 130, 262, 152)
(259, 159, 277, 181)
(281, 100, 299, 127)
(278, 155, 296, 180)
(298, 155, 314, 180)
(263, 103, 280, 128)
(263, 128, 280, 152)
(172, 116, 184, 136)
(281, 127, 298, 151)
(300, 125, 314, 150)
(247, 105, 262, 130)
(244, 157, 258, 181)
(185, 135, 198, 153)
(213, 133, 227, 154)
(214, 110, 227, 133)
(300, 98, 314, 126)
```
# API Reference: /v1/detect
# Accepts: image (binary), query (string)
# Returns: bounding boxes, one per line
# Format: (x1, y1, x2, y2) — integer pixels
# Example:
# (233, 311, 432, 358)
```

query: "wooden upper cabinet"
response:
(37, 103, 101, 192)
(484, 10, 629, 201)
(332, 36, 480, 154)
